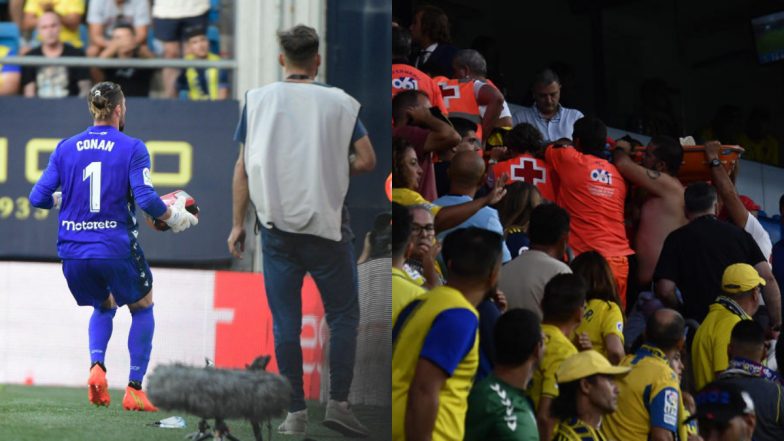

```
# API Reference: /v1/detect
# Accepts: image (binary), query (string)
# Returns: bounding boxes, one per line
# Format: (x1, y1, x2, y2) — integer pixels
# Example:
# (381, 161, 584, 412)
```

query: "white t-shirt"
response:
(474, 80, 511, 119)
(243, 82, 360, 241)
(152, 0, 209, 19)
(745, 213, 772, 262)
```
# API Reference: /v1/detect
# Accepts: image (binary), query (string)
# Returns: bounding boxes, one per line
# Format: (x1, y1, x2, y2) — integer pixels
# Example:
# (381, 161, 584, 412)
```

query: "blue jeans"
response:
(261, 227, 359, 412)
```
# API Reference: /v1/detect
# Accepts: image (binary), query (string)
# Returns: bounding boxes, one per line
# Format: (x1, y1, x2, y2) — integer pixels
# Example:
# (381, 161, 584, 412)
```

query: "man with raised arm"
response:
(613, 136, 686, 292)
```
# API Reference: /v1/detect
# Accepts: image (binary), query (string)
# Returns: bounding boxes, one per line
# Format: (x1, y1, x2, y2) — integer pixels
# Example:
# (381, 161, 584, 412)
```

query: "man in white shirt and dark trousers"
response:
(228, 24, 376, 438)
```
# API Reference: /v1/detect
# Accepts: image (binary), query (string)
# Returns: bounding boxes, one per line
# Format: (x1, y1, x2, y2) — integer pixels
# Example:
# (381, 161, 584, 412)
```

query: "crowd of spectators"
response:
(0, 0, 230, 99)
(391, 4, 784, 441)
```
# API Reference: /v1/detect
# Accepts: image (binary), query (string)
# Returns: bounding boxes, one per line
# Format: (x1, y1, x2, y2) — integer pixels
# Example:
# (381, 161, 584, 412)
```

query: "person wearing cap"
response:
(692, 263, 763, 391)
(528, 273, 586, 441)
(550, 350, 630, 441)
(705, 141, 773, 261)
(602, 309, 688, 441)
(176, 25, 229, 100)
(464, 308, 544, 441)
(689, 381, 756, 441)
(716, 320, 784, 441)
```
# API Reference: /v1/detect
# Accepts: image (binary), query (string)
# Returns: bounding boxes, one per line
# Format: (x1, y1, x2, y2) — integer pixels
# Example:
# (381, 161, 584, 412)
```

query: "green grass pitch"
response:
(0, 384, 390, 441)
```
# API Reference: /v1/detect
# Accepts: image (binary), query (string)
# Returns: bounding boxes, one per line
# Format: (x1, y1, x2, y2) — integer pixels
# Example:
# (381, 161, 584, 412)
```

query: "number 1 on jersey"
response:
(83, 161, 101, 213)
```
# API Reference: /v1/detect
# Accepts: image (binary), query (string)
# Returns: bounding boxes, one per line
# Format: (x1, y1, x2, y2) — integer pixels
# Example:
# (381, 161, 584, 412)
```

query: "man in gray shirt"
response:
(499, 203, 571, 318)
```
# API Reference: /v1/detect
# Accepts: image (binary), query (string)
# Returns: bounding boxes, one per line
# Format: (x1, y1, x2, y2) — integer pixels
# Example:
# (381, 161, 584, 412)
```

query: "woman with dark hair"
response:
(357, 212, 392, 264)
(392, 136, 508, 233)
(493, 181, 542, 259)
(572, 251, 626, 364)
(349, 211, 392, 406)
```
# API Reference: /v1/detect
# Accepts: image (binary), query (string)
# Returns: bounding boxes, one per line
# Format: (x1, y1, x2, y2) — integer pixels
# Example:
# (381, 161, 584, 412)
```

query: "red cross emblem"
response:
(510, 157, 546, 185)
(438, 82, 460, 108)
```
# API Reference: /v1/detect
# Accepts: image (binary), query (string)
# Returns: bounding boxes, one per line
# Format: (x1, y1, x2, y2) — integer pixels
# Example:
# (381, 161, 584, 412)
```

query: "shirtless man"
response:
(613, 136, 686, 289)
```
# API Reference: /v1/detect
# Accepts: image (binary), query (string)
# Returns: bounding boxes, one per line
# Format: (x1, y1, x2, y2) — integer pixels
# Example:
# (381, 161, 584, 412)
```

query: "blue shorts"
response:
(153, 12, 208, 42)
(62, 253, 153, 308)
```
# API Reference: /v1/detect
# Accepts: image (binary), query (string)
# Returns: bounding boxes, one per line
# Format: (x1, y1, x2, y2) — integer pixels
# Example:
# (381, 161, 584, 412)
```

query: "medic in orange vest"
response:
(492, 123, 557, 201)
(392, 66, 447, 116)
(435, 49, 511, 142)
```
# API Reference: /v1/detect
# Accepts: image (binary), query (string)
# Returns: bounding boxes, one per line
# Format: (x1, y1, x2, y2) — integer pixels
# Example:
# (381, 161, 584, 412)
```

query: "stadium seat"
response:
(146, 28, 163, 56)
(758, 212, 781, 245)
(0, 21, 20, 53)
(207, 25, 220, 54)
(79, 24, 88, 48)
(209, 0, 220, 24)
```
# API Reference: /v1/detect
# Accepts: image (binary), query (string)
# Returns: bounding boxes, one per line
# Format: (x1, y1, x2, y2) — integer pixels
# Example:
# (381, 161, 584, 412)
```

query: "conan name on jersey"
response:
(76, 139, 116, 152)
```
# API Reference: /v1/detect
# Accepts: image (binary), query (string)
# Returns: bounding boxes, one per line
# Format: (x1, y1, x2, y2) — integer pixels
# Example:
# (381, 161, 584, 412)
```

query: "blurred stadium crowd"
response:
(0, 0, 229, 99)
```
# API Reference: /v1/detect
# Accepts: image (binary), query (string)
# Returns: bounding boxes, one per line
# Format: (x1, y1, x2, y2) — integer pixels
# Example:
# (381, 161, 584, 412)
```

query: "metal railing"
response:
(1, 56, 238, 70)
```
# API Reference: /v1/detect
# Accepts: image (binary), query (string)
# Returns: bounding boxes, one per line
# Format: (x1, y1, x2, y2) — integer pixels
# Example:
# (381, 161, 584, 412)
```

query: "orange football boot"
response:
(87, 364, 111, 407)
(122, 386, 159, 412)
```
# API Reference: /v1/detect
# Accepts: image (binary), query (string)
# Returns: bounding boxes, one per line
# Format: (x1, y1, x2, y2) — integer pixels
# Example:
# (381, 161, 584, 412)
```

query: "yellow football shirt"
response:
(528, 323, 577, 410)
(602, 345, 683, 441)
(25, 0, 86, 48)
(392, 285, 479, 441)
(574, 299, 624, 360)
(392, 267, 425, 325)
(553, 417, 607, 441)
(392, 187, 441, 216)
(691, 297, 752, 390)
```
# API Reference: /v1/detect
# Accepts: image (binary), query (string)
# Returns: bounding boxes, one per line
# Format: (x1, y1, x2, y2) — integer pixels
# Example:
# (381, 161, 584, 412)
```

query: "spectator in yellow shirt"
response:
(528, 273, 586, 441)
(572, 251, 626, 364)
(392, 228, 504, 441)
(23, 0, 85, 48)
(602, 309, 686, 441)
(392, 202, 425, 324)
(669, 347, 699, 440)
(691, 263, 763, 390)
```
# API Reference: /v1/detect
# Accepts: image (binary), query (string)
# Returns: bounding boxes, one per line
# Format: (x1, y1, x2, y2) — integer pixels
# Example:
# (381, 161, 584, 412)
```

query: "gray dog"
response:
(147, 356, 290, 440)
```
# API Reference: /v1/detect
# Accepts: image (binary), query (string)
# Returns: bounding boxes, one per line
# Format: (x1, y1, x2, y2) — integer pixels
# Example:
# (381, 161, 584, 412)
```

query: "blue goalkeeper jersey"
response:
(30, 126, 167, 259)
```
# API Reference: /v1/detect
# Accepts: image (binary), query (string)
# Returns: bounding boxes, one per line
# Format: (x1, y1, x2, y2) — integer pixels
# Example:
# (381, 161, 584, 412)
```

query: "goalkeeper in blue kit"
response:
(29, 82, 198, 411)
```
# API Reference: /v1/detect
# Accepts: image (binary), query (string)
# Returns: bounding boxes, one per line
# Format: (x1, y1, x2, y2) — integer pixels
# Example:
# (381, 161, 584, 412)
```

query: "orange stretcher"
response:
(631, 144, 744, 184)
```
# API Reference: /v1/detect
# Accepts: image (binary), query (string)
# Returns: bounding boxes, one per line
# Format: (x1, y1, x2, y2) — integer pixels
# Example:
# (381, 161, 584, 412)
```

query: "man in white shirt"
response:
(511, 68, 584, 143)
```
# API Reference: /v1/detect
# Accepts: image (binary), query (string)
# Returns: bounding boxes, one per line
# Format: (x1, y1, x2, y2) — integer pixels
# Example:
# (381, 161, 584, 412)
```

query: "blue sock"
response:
(89, 307, 116, 365)
(128, 304, 155, 384)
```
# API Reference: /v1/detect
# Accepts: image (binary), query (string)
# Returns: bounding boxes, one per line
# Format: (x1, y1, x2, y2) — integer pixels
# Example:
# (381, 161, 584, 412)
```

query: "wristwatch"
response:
(709, 158, 722, 168)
